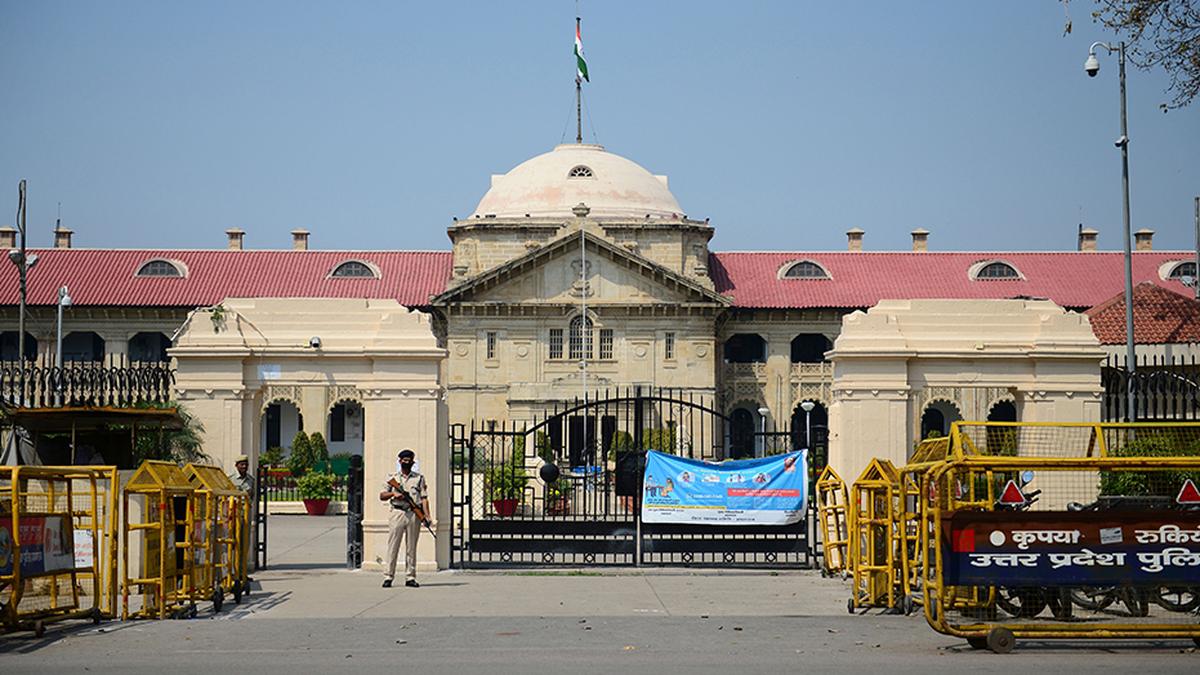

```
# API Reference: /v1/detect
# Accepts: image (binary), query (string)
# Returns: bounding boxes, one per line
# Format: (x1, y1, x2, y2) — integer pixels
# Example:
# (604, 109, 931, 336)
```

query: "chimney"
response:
(1134, 228, 1154, 251)
(846, 227, 864, 252)
(54, 222, 73, 249)
(291, 229, 310, 251)
(910, 228, 929, 252)
(1078, 227, 1098, 252)
(225, 228, 245, 251)
(0, 227, 15, 249)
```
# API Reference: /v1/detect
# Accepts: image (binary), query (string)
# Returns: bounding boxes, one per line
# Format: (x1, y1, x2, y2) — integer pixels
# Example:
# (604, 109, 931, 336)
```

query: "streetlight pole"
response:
(756, 406, 770, 457)
(800, 400, 815, 451)
(1086, 40, 1137, 423)
(55, 285, 72, 406)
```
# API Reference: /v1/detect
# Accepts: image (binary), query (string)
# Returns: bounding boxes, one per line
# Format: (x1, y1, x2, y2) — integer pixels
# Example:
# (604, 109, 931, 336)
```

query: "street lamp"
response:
(7, 180, 36, 404)
(55, 285, 72, 406)
(1085, 40, 1136, 423)
(800, 400, 815, 451)
(756, 406, 770, 457)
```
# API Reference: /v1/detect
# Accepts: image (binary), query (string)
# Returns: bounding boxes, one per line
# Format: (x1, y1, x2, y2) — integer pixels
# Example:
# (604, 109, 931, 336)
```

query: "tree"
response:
(287, 431, 313, 477)
(133, 402, 209, 465)
(1064, 0, 1200, 110)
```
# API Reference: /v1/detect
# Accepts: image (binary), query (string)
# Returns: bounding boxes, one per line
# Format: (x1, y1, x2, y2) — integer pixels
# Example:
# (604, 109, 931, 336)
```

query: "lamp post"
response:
(800, 400, 815, 451)
(55, 285, 72, 406)
(7, 180, 37, 404)
(756, 405, 770, 457)
(1085, 40, 1136, 423)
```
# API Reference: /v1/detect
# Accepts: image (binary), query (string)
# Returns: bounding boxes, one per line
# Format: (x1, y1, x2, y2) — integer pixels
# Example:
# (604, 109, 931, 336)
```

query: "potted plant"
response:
(296, 470, 335, 515)
(485, 450, 528, 517)
(545, 480, 571, 516)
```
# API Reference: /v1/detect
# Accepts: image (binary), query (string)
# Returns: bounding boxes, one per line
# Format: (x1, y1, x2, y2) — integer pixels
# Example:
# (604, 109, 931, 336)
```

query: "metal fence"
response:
(0, 358, 174, 409)
(259, 469, 349, 502)
(1103, 352, 1200, 422)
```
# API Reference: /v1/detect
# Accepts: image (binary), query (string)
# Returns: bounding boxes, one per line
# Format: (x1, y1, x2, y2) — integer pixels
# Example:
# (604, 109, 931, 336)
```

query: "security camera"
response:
(309, 336, 322, 349)
(1114, 135, 1129, 148)
(1084, 53, 1100, 77)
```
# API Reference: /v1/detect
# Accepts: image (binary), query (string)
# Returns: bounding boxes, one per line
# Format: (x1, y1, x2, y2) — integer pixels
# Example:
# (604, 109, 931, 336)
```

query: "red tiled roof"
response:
(710, 251, 1194, 309)
(0, 250, 453, 308)
(1085, 282, 1200, 345)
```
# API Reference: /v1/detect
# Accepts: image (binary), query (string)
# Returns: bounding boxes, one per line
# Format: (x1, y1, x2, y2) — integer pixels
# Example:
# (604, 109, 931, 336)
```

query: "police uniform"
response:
(383, 468, 427, 584)
(229, 455, 256, 572)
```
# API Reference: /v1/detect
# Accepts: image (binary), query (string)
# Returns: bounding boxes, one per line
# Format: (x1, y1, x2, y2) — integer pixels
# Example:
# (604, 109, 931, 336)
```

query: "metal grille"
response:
(451, 387, 812, 568)
(568, 316, 592, 360)
(549, 329, 563, 360)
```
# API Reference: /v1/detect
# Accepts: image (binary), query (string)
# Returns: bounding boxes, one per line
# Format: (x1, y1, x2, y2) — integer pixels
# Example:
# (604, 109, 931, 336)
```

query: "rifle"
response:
(387, 477, 436, 539)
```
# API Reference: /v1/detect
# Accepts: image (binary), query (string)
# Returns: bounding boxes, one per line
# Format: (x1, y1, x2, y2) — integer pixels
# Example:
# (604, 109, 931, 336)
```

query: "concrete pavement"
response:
(2, 515, 1197, 674)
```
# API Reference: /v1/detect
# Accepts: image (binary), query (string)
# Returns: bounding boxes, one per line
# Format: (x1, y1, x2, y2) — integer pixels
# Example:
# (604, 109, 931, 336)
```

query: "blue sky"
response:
(2, 1, 1197, 253)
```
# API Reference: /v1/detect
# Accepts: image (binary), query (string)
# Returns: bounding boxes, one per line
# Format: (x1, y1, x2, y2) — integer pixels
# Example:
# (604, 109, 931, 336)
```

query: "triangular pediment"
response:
(431, 230, 729, 308)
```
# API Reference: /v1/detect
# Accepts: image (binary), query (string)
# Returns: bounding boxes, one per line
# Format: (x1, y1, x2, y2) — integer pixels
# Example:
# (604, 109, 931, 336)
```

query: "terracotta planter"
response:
(546, 497, 570, 516)
(302, 498, 330, 515)
(491, 498, 519, 517)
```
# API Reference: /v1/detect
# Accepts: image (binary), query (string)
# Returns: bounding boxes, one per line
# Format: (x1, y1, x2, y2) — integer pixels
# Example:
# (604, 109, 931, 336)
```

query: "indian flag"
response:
(575, 22, 589, 82)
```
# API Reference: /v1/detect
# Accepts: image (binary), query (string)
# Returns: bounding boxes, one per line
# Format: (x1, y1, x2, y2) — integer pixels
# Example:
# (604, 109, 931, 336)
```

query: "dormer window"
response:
(330, 260, 378, 278)
(780, 260, 830, 280)
(970, 260, 1023, 280)
(1168, 262, 1196, 280)
(136, 259, 185, 277)
(567, 165, 594, 178)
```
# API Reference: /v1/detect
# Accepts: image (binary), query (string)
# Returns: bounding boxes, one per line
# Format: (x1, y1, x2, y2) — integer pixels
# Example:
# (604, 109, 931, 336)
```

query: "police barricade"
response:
(921, 421, 1200, 653)
(849, 458, 907, 612)
(815, 466, 850, 577)
(121, 460, 198, 620)
(0, 465, 119, 636)
(894, 437, 953, 614)
(183, 464, 246, 611)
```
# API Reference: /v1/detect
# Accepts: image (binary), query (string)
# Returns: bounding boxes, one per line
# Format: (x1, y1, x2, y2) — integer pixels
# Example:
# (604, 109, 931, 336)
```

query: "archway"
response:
(790, 334, 832, 363)
(723, 334, 766, 363)
(328, 399, 365, 456)
(0, 331, 38, 361)
(988, 400, 1017, 422)
(921, 400, 962, 439)
(62, 331, 105, 362)
(262, 399, 303, 454)
(729, 407, 756, 459)
(130, 332, 171, 362)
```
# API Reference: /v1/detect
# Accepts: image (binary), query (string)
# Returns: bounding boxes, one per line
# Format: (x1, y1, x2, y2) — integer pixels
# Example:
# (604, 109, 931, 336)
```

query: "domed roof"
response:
(471, 144, 683, 219)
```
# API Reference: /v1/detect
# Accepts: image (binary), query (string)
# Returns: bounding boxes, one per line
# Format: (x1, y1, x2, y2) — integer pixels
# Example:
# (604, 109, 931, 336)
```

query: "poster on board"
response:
(641, 450, 808, 525)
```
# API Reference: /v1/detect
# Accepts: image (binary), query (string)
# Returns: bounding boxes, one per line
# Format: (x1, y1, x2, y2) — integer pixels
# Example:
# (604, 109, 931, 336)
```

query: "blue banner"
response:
(641, 450, 808, 525)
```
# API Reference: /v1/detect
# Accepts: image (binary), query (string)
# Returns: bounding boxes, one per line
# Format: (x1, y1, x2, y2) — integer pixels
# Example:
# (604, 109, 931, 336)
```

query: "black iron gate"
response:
(450, 387, 816, 568)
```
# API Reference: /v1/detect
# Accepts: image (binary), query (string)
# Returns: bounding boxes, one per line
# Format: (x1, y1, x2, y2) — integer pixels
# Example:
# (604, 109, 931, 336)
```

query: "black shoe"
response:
(405, 579, 419, 588)
(382, 579, 393, 588)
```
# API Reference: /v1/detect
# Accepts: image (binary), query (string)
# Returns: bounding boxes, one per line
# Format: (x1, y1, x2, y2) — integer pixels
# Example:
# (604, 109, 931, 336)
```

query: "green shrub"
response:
(260, 446, 285, 467)
(1100, 434, 1200, 497)
(308, 432, 329, 464)
(287, 431, 313, 477)
(296, 470, 335, 500)
(535, 431, 555, 464)
(485, 449, 529, 502)
(643, 427, 677, 453)
(607, 430, 634, 462)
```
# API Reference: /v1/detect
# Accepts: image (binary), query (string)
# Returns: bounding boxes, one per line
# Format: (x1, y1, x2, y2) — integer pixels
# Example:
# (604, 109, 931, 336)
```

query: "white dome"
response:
(471, 144, 683, 219)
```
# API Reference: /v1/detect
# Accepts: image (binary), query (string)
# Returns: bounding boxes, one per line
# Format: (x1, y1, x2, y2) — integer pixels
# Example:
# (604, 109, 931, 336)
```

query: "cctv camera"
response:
(1084, 53, 1100, 77)
(1115, 135, 1129, 148)
(309, 336, 322, 349)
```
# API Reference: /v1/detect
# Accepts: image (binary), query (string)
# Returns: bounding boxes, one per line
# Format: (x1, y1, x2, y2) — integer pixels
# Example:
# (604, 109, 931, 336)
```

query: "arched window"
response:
(331, 261, 377, 278)
(723, 334, 766, 363)
(567, 165, 594, 178)
(729, 408, 756, 460)
(790, 334, 832, 363)
(129, 332, 171, 362)
(781, 261, 829, 279)
(1169, 262, 1197, 280)
(136, 260, 183, 277)
(975, 262, 1020, 279)
(569, 316, 593, 359)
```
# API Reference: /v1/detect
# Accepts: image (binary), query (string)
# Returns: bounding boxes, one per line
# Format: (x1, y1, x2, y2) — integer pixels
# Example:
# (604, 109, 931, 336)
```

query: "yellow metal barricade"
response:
(815, 466, 850, 577)
(849, 458, 904, 611)
(183, 464, 248, 609)
(121, 461, 198, 620)
(0, 465, 119, 636)
(922, 421, 1200, 653)
(894, 437, 953, 613)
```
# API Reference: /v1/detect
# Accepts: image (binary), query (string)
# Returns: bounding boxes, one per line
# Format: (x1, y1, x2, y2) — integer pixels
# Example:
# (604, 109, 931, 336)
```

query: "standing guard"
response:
(380, 448, 430, 588)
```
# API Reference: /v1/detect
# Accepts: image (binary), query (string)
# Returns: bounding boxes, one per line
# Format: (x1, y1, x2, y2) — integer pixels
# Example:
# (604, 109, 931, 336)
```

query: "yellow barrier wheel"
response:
(33, 620, 45, 638)
(986, 627, 1015, 654)
(966, 637, 988, 650)
(847, 598, 855, 614)
(91, 607, 102, 625)
(233, 581, 243, 604)
(212, 586, 224, 613)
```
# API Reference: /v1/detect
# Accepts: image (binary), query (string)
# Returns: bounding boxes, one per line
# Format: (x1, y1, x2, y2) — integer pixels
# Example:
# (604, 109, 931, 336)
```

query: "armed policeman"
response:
(380, 448, 431, 588)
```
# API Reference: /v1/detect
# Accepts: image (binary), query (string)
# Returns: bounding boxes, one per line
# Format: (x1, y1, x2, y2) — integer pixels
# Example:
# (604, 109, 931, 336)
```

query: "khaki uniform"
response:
(384, 470, 427, 582)
(229, 470, 257, 571)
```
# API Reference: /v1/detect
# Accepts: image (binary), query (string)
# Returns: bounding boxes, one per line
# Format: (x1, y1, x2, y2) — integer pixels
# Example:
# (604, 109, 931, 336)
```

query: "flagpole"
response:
(575, 16, 583, 144)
